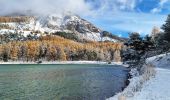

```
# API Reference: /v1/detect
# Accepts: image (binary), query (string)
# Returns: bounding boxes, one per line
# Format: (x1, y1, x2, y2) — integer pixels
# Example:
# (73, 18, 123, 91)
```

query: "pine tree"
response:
(162, 14, 170, 43)
(123, 33, 155, 68)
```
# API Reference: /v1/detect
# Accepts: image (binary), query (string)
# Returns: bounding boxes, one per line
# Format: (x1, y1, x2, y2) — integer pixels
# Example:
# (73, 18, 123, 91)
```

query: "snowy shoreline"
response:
(108, 53, 170, 100)
(0, 61, 127, 66)
(107, 63, 156, 100)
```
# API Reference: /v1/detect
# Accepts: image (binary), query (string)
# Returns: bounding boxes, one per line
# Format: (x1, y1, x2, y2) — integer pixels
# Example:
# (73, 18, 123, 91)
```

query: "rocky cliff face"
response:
(37, 13, 102, 41)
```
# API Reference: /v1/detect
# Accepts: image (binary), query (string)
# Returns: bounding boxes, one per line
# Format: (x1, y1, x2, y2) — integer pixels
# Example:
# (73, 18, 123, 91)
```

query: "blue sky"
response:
(82, 0, 170, 37)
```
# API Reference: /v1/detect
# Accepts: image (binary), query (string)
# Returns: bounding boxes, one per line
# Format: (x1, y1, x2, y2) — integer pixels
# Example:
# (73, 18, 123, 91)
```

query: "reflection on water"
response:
(0, 64, 128, 100)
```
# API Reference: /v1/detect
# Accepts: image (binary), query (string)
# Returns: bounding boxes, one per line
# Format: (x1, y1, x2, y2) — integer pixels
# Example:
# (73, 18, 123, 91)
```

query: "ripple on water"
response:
(0, 64, 128, 100)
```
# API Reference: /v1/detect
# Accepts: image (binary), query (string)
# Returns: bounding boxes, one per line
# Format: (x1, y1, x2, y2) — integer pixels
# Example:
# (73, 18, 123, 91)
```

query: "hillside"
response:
(0, 13, 125, 42)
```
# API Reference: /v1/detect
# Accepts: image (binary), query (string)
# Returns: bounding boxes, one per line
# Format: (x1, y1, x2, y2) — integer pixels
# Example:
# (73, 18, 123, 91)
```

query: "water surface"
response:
(0, 64, 128, 100)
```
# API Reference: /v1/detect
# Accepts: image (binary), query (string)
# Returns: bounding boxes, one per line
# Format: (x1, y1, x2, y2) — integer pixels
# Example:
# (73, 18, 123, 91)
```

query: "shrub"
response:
(53, 32, 79, 41)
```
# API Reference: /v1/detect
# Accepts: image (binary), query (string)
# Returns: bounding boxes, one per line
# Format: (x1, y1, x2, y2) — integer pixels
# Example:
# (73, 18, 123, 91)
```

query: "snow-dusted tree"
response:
(161, 14, 170, 51)
(162, 15, 170, 42)
(123, 33, 155, 68)
(151, 26, 160, 41)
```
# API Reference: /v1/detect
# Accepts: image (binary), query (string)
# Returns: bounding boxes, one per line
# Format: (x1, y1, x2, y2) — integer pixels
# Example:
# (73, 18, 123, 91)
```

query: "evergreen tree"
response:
(161, 14, 170, 52)
(126, 32, 143, 51)
(162, 14, 170, 43)
(123, 33, 155, 68)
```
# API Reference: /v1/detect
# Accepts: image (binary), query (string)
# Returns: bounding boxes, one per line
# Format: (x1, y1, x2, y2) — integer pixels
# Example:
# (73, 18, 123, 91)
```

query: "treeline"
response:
(122, 33, 155, 68)
(102, 31, 127, 42)
(52, 32, 80, 42)
(0, 35, 122, 62)
(0, 31, 39, 44)
(0, 16, 34, 23)
(122, 14, 170, 68)
(0, 24, 13, 30)
(153, 14, 170, 53)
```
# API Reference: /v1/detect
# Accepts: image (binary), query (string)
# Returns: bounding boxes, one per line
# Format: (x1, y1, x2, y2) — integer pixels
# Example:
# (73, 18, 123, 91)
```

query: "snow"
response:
(22, 31, 32, 37)
(131, 68, 170, 100)
(86, 32, 101, 41)
(107, 53, 170, 100)
(102, 37, 118, 42)
(0, 29, 15, 34)
(0, 14, 120, 42)
(130, 53, 170, 100)
(0, 61, 125, 66)
(146, 53, 170, 68)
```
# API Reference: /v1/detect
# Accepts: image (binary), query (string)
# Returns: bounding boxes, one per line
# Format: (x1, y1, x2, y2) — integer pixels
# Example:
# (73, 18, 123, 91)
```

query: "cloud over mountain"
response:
(0, 0, 169, 37)
(0, 0, 92, 16)
(0, 0, 139, 16)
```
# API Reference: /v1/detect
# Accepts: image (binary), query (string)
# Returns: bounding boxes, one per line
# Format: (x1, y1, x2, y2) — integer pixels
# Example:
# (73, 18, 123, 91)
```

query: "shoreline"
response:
(106, 53, 163, 100)
(0, 61, 128, 66)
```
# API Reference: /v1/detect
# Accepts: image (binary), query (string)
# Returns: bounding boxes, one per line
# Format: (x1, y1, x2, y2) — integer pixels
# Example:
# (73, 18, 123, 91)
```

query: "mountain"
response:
(0, 12, 125, 42)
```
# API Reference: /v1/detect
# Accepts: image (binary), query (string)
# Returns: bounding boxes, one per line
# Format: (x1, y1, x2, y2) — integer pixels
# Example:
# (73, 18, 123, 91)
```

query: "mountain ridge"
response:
(0, 13, 126, 42)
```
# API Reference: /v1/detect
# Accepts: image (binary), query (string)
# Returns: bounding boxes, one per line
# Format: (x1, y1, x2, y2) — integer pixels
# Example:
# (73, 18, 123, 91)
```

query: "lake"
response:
(0, 64, 128, 100)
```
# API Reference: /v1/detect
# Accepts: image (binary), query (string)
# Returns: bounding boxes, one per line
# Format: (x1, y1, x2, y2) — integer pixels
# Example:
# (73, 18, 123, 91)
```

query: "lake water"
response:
(0, 64, 128, 100)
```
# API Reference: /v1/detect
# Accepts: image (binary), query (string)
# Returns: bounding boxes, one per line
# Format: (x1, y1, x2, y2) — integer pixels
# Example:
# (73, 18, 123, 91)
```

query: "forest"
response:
(0, 16, 34, 23)
(0, 35, 123, 62)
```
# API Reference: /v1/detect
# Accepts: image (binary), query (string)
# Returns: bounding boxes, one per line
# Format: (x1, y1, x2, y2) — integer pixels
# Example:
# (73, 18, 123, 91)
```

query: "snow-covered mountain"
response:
(0, 13, 124, 42)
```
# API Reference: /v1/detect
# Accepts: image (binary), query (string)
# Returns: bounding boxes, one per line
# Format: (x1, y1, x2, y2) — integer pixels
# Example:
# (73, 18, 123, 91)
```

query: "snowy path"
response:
(107, 53, 170, 100)
(128, 53, 170, 100)
(130, 68, 170, 100)
(128, 54, 170, 100)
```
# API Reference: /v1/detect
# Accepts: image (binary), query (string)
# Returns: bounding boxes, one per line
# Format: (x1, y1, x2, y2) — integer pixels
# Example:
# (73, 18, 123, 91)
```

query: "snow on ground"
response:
(107, 53, 170, 100)
(130, 53, 170, 100)
(102, 37, 118, 42)
(0, 61, 126, 66)
(131, 68, 170, 100)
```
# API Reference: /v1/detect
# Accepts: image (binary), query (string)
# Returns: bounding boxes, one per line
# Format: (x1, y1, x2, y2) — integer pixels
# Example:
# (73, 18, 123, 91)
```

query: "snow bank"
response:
(146, 53, 170, 68)
(0, 61, 125, 66)
(108, 53, 170, 100)
(130, 53, 170, 100)
(107, 63, 156, 100)
(131, 68, 170, 100)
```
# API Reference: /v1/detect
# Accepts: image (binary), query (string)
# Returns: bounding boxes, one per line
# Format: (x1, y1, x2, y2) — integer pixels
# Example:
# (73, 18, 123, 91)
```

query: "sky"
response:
(83, 0, 170, 37)
(0, 0, 170, 37)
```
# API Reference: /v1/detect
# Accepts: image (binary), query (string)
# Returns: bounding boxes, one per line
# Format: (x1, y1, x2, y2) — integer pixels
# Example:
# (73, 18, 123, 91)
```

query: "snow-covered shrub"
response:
(107, 63, 156, 100)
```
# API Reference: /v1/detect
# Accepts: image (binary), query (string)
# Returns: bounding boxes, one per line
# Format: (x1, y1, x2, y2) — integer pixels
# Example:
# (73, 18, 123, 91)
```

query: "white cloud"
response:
(112, 12, 166, 35)
(88, 12, 166, 35)
(96, 0, 137, 11)
(0, 0, 92, 16)
(151, 0, 170, 13)
(151, 8, 162, 13)
(117, 0, 136, 10)
(160, 0, 169, 6)
(0, 0, 139, 17)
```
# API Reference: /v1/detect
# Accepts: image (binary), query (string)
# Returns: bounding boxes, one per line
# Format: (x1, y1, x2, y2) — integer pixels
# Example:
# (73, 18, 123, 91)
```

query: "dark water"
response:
(0, 64, 128, 100)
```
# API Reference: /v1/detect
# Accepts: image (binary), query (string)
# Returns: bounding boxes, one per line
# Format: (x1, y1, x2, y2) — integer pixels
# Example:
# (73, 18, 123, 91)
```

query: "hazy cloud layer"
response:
(0, 0, 139, 16)
(0, 0, 92, 16)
